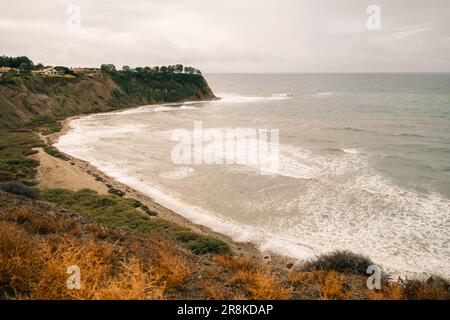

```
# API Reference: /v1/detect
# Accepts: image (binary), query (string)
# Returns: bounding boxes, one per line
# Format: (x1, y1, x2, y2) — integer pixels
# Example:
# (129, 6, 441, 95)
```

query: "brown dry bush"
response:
(223, 258, 291, 300)
(117, 234, 193, 292)
(0, 221, 43, 296)
(291, 269, 353, 300)
(201, 280, 225, 300)
(31, 234, 191, 299)
(214, 255, 253, 270)
(2, 208, 76, 235)
(367, 278, 449, 300)
(230, 268, 291, 300)
(214, 255, 291, 299)
(288, 270, 308, 286)
(319, 271, 353, 300)
(401, 278, 449, 300)
(91, 258, 164, 300)
(367, 282, 405, 300)
(212, 254, 292, 300)
(32, 237, 116, 299)
(0, 206, 194, 299)
(152, 242, 193, 290)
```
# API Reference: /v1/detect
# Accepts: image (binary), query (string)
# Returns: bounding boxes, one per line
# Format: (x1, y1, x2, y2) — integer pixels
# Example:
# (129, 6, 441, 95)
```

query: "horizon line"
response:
(204, 71, 450, 74)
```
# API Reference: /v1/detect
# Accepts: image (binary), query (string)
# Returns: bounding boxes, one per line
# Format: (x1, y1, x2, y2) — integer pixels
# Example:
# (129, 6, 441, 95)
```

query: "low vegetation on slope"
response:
(41, 188, 231, 256)
(0, 130, 42, 186)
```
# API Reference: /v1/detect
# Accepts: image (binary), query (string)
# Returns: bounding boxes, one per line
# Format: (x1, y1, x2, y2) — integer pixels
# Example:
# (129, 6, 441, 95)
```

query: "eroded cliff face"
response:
(0, 72, 215, 128)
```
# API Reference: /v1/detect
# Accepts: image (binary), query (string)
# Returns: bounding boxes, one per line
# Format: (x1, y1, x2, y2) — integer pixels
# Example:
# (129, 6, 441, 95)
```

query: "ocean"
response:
(56, 73, 450, 278)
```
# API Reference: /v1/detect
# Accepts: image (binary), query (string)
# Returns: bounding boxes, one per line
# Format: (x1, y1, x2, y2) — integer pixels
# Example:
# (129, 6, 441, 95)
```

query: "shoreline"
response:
(40, 105, 298, 271)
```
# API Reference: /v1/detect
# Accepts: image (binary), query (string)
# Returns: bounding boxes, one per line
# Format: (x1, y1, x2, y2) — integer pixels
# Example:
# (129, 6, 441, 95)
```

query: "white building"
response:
(0, 66, 13, 76)
(32, 67, 64, 75)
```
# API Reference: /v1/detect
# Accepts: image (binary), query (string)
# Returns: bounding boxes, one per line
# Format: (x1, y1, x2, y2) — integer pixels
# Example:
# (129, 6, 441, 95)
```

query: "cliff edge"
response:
(0, 71, 215, 128)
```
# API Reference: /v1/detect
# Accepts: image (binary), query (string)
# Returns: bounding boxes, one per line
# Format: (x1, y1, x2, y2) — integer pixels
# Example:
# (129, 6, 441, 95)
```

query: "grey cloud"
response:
(0, 0, 449, 72)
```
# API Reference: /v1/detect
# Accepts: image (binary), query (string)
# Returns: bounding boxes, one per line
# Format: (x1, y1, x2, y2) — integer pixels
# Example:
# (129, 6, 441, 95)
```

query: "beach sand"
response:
(33, 147, 108, 194)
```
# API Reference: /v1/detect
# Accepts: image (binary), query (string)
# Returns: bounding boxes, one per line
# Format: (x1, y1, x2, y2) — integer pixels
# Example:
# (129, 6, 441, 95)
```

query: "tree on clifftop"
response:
(0, 55, 34, 68)
(175, 64, 184, 73)
(100, 64, 116, 73)
(19, 62, 32, 75)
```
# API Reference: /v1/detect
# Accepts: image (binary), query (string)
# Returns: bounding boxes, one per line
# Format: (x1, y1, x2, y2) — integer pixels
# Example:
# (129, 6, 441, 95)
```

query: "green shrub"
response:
(174, 230, 200, 243)
(0, 130, 42, 185)
(41, 188, 230, 254)
(130, 199, 157, 216)
(3, 158, 39, 168)
(43, 146, 69, 161)
(23, 149, 39, 156)
(1, 181, 39, 200)
(187, 236, 231, 255)
(401, 276, 450, 300)
(108, 187, 125, 197)
(303, 250, 374, 276)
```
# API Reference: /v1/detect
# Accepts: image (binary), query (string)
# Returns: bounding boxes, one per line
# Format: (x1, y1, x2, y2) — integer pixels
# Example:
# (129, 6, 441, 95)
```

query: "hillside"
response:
(0, 71, 215, 128)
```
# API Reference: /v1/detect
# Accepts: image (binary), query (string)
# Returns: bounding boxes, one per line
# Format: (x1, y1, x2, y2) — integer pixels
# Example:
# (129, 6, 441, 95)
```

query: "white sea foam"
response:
(272, 93, 293, 97)
(179, 105, 199, 110)
(258, 143, 366, 179)
(117, 105, 155, 115)
(341, 148, 363, 155)
(304, 92, 335, 99)
(215, 93, 292, 103)
(160, 167, 195, 180)
(183, 131, 364, 180)
(153, 106, 178, 112)
(109, 102, 200, 115)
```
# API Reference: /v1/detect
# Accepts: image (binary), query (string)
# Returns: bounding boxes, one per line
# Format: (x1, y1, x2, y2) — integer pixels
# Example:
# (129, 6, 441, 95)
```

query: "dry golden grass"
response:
(201, 280, 225, 300)
(214, 254, 292, 299)
(288, 270, 308, 286)
(0, 207, 192, 300)
(367, 278, 450, 300)
(214, 255, 253, 270)
(229, 268, 291, 299)
(2, 208, 77, 236)
(367, 283, 405, 300)
(217, 255, 291, 300)
(319, 271, 353, 300)
(402, 279, 450, 300)
(92, 258, 164, 300)
(32, 238, 115, 299)
(289, 269, 353, 300)
(0, 221, 42, 295)
(153, 249, 193, 290)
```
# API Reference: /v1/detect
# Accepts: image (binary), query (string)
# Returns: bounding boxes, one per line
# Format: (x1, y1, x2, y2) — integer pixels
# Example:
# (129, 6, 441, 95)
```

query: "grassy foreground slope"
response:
(2, 190, 449, 300)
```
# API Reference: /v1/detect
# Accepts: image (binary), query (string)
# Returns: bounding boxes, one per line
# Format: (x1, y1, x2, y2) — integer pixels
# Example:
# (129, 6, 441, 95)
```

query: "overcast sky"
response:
(1, 0, 449, 72)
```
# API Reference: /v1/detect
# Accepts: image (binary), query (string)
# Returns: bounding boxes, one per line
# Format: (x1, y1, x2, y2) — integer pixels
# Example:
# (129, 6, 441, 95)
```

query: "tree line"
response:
(101, 64, 202, 75)
(1, 55, 202, 77)
(0, 55, 44, 70)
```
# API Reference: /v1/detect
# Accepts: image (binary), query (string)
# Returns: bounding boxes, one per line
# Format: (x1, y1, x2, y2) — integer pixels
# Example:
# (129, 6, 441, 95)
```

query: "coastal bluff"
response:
(0, 71, 215, 128)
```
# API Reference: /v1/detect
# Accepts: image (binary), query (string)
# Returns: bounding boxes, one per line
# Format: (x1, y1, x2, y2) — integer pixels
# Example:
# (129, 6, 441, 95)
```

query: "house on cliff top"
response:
(32, 67, 64, 76)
